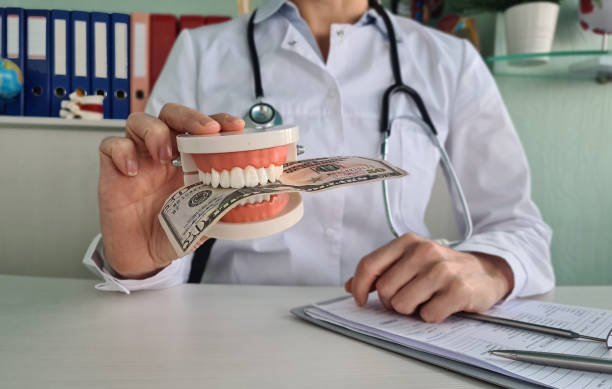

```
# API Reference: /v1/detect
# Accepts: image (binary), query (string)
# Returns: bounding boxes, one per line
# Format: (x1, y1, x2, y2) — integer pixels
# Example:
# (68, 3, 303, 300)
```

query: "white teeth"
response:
(276, 165, 284, 180)
(200, 165, 284, 187)
(220, 170, 230, 188)
(230, 167, 245, 189)
(266, 165, 277, 182)
(237, 194, 273, 206)
(244, 166, 259, 187)
(257, 167, 268, 184)
(211, 169, 220, 188)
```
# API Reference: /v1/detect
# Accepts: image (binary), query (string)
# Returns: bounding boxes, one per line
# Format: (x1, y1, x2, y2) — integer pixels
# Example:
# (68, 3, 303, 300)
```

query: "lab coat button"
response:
(325, 228, 335, 238)
(336, 30, 344, 37)
(328, 90, 337, 99)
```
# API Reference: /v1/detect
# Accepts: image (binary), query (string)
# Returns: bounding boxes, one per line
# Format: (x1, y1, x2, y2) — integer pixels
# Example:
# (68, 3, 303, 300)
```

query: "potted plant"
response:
(450, 0, 562, 63)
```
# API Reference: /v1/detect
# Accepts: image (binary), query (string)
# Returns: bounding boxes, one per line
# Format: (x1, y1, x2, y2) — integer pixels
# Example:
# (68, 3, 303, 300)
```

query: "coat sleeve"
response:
(446, 40, 554, 301)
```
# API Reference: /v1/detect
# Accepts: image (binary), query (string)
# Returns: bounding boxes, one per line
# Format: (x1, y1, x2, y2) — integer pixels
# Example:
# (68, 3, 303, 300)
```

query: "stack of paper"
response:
(305, 296, 612, 389)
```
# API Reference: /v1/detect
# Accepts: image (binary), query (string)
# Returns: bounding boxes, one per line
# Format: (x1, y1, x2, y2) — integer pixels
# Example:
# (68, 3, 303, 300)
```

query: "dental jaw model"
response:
(176, 125, 303, 240)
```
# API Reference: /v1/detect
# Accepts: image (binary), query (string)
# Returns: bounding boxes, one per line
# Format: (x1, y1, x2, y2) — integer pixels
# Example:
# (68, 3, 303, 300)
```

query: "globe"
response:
(0, 58, 23, 101)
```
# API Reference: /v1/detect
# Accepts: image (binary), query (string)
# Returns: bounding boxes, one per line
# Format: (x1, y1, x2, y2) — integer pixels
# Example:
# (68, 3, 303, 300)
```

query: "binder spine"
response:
(90, 12, 111, 118)
(24, 9, 51, 117)
(4, 8, 26, 116)
(0, 9, 4, 58)
(178, 15, 206, 31)
(149, 14, 177, 91)
(130, 12, 150, 113)
(69, 11, 90, 96)
(205, 16, 231, 25)
(50, 10, 71, 117)
(110, 13, 130, 119)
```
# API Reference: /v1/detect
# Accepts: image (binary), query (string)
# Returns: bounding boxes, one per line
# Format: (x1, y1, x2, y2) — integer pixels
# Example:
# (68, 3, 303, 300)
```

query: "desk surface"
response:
(1, 275, 610, 389)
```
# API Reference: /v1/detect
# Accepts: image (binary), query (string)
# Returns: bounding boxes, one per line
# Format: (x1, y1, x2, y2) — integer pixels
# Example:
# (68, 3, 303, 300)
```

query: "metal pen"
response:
(489, 350, 612, 374)
(456, 312, 608, 345)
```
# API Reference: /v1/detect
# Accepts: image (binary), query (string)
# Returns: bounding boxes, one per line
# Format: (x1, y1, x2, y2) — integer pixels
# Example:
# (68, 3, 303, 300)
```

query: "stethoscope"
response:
(243, 0, 473, 247)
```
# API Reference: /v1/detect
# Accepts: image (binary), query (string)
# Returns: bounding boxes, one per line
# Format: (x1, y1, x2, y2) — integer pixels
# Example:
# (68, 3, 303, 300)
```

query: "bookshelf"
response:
(0, 116, 125, 131)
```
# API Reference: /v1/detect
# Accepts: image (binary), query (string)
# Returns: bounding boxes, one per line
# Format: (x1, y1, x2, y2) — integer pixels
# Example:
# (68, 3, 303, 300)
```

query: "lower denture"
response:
(221, 193, 290, 223)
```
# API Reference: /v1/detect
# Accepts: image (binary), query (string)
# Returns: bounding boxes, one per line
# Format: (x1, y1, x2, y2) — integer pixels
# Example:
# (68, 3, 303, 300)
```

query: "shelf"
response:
(0, 116, 125, 131)
(486, 50, 612, 80)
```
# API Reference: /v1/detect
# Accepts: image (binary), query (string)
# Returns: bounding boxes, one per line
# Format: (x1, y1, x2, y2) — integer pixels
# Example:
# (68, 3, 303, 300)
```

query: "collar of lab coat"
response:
(253, 0, 403, 43)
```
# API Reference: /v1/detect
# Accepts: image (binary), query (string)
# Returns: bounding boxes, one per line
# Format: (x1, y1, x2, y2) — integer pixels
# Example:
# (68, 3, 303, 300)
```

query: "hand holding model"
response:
(97, 103, 245, 278)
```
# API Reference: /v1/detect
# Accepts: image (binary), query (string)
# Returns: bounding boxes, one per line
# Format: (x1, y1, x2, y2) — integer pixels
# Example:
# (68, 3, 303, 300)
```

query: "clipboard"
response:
(291, 300, 546, 389)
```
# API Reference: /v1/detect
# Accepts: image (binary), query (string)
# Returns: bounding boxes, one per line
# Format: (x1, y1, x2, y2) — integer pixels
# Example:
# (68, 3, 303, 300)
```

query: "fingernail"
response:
(200, 119, 216, 128)
(230, 117, 245, 124)
(159, 145, 172, 164)
(126, 160, 138, 176)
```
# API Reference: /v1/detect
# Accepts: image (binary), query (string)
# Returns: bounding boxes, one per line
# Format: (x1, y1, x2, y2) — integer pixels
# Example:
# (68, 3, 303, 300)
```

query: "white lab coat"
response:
(84, 0, 554, 300)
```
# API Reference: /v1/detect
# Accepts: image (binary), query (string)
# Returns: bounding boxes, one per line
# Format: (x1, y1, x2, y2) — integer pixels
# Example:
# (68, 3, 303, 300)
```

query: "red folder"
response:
(149, 14, 177, 89)
(205, 15, 231, 25)
(179, 15, 206, 31)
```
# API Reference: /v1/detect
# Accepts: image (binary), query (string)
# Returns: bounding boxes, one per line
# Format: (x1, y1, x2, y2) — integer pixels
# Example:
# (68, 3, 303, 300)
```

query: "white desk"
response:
(1, 275, 610, 389)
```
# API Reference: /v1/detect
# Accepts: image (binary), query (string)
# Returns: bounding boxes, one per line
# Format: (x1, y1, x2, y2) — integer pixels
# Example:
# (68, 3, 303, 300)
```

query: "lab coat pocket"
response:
(386, 118, 441, 235)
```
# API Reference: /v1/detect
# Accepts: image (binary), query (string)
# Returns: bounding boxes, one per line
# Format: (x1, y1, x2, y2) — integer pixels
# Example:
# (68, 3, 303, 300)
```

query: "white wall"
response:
(0, 118, 122, 279)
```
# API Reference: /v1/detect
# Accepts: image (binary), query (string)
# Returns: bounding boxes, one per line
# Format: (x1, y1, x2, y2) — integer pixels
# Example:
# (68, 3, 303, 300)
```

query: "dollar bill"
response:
(159, 156, 408, 256)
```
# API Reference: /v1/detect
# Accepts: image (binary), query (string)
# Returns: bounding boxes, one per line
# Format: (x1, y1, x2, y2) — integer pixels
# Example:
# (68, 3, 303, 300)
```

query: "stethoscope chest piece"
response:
(244, 101, 283, 129)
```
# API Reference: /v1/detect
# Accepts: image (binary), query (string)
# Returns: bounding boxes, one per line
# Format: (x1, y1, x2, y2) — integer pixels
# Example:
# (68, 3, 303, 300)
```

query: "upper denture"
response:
(199, 165, 283, 188)
(192, 145, 289, 172)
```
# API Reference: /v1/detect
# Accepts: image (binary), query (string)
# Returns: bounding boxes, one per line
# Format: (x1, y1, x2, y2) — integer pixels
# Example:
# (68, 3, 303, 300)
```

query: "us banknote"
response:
(159, 156, 408, 256)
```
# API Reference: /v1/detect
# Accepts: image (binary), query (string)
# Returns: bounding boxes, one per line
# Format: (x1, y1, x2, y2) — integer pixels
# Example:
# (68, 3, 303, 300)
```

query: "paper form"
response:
(305, 296, 612, 389)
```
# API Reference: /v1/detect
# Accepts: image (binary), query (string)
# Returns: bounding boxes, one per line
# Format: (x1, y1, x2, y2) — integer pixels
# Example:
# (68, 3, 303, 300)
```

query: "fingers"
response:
(344, 277, 352, 293)
(125, 105, 246, 164)
(375, 249, 422, 309)
(159, 104, 245, 134)
(158, 103, 223, 135)
(99, 136, 138, 176)
(388, 261, 453, 316)
(344, 277, 376, 295)
(209, 113, 245, 132)
(126, 112, 174, 163)
(419, 280, 473, 323)
(375, 240, 446, 309)
(350, 233, 424, 306)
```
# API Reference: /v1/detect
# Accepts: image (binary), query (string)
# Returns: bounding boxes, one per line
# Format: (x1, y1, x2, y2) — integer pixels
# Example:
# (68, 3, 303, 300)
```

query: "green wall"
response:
(4, 0, 611, 286)
(490, 1, 612, 286)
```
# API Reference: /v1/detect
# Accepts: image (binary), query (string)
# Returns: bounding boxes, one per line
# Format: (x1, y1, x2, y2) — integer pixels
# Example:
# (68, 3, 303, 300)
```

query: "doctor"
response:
(87, 0, 554, 323)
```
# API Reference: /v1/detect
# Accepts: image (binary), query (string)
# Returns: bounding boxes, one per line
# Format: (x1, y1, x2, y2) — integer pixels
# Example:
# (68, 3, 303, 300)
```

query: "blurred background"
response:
(0, 0, 610, 286)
